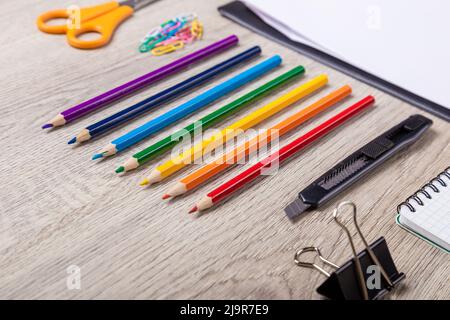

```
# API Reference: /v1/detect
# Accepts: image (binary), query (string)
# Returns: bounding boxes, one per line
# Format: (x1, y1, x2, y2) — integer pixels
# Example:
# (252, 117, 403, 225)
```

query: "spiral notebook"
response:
(396, 168, 450, 253)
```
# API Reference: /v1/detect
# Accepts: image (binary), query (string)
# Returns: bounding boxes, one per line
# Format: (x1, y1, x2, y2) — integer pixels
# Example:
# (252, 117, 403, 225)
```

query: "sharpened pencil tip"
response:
(42, 123, 53, 129)
(140, 179, 150, 186)
(162, 194, 171, 200)
(188, 206, 198, 214)
(67, 137, 77, 145)
(115, 166, 125, 174)
(92, 153, 104, 160)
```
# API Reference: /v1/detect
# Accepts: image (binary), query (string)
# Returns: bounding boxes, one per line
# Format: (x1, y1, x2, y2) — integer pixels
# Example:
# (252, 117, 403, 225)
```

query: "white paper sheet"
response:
(244, 0, 450, 109)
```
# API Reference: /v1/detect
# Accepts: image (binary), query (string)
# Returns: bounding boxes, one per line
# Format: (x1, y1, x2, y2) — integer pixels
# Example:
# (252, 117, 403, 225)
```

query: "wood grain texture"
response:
(0, 0, 448, 299)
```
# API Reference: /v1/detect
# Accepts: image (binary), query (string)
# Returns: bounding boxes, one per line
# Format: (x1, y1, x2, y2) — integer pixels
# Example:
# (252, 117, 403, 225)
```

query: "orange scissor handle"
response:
(36, 1, 121, 34)
(66, 5, 134, 49)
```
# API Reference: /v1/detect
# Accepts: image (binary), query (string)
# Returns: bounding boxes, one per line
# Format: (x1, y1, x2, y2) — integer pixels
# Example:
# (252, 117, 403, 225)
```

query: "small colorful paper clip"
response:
(191, 19, 203, 40)
(151, 40, 184, 56)
(175, 13, 197, 24)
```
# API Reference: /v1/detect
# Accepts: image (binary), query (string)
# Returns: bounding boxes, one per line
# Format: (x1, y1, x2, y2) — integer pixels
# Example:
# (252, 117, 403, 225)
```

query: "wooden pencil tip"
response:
(67, 137, 77, 145)
(115, 166, 125, 174)
(140, 179, 150, 186)
(188, 206, 198, 214)
(92, 153, 104, 160)
(162, 194, 171, 200)
(42, 123, 53, 129)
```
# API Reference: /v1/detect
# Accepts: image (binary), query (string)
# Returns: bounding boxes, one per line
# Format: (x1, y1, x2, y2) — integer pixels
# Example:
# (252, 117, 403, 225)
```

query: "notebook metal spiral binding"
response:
(397, 167, 450, 213)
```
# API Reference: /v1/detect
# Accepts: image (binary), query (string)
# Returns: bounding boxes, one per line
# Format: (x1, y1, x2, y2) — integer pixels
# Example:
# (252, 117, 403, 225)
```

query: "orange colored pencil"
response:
(163, 85, 352, 199)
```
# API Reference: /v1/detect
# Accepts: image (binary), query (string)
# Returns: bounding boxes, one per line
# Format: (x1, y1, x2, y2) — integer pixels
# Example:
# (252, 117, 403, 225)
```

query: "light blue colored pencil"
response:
(92, 55, 282, 159)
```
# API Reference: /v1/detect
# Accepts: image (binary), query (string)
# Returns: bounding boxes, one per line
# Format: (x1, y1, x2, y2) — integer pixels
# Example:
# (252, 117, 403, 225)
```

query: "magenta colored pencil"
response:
(42, 35, 239, 129)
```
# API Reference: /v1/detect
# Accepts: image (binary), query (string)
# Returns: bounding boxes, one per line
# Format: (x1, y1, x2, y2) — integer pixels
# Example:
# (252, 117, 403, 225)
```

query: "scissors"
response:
(37, 0, 159, 49)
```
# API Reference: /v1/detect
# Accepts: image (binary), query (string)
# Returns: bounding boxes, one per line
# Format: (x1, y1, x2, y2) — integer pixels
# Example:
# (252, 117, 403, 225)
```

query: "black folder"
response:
(219, 1, 450, 122)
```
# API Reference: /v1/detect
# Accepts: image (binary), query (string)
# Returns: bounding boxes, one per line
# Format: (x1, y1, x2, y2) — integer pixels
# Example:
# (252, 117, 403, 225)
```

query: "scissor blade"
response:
(120, 0, 160, 11)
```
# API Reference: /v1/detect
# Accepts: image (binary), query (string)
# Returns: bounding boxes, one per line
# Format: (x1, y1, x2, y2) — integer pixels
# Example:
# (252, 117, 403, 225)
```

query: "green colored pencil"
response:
(115, 66, 305, 173)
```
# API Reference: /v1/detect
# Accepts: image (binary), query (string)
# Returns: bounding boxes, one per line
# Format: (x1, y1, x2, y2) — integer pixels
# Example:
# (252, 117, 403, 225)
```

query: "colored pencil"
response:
(140, 74, 328, 186)
(164, 85, 352, 199)
(189, 95, 375, 213)
(42, 35, 239, 129)
(92, 55, 282, 160)
(68, 47, 262, 144)
(116, 66, 305, 173)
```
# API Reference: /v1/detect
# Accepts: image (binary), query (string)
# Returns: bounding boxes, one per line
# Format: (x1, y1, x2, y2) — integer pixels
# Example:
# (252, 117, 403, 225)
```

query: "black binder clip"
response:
(294, 201, 405, 300)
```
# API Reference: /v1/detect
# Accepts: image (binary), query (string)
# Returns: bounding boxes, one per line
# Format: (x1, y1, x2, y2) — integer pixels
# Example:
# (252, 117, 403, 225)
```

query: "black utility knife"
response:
(284, 114, 433, 220)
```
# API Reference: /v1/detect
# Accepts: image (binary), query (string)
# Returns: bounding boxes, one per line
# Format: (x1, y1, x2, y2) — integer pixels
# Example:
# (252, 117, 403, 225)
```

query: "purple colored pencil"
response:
(42, 35, 239, 129)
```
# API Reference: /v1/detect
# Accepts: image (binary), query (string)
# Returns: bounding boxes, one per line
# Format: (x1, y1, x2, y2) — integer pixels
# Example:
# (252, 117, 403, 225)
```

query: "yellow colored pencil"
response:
(140, 74, 328, 186)
(164, 85, 352, 199)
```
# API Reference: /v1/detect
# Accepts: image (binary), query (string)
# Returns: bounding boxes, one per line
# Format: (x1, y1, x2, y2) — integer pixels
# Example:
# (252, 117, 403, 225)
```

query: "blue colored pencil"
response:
(68, 46, 262, 144)
(92, 55, 282, 159)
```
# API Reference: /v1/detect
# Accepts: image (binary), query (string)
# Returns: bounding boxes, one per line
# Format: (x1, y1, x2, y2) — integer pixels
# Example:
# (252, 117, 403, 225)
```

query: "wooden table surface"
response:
(0, 0, 448, 299)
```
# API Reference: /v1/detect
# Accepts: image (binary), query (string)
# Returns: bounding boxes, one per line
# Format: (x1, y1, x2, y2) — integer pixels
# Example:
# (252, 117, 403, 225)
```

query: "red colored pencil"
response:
(189, 95, 375, 213)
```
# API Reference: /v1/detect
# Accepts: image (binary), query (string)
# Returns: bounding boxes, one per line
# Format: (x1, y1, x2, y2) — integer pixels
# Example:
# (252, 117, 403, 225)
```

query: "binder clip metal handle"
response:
(333, 201, 394, 293)
(333, 201, 394, 300)
(294, 247, 339, 277)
